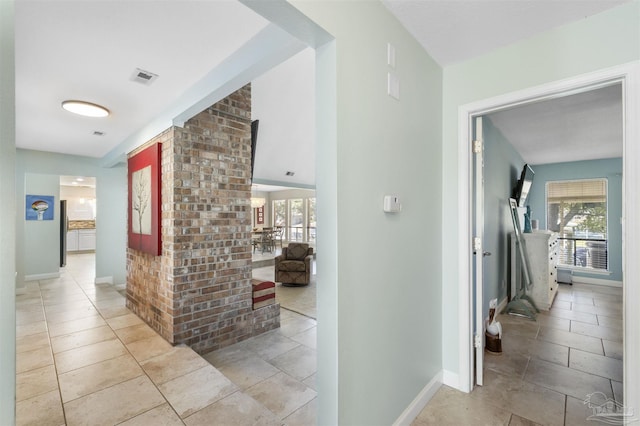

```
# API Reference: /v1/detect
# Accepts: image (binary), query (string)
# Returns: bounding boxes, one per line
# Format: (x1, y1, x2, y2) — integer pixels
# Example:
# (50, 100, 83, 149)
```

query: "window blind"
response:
(547, 179, 606, 203)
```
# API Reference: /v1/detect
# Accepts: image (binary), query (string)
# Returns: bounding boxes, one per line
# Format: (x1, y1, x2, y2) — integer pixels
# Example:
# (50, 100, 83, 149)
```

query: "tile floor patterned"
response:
(15, 253, 317, 425)
(413, 282, 624, 426)
(16, 252, 623, 426)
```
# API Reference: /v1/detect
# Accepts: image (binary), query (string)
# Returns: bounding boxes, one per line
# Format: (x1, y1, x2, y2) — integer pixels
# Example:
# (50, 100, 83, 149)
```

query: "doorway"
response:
(60, 176, 97, 263)
(458, 63, 639, 413)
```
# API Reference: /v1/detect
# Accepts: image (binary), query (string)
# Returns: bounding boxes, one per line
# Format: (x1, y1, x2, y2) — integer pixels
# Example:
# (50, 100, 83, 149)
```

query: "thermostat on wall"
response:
(383, 195, 402, 213)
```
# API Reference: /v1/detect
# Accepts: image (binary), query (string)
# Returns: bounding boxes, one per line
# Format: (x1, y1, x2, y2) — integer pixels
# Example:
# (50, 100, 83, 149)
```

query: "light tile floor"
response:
(15, 253, 317, 425)
(413, 282, 624, 426)
(17, 252, 623, 426)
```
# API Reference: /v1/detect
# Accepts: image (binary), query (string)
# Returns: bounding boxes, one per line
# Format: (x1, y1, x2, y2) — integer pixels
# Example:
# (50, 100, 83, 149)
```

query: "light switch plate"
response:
(388, 72, 400, 100)
(383, 195, 402, 213)
(387, 43, 396, 68)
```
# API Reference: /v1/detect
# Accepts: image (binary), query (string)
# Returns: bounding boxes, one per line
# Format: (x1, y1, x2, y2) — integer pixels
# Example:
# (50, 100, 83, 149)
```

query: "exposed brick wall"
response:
(126, 84, 279, 354)
(126, 128, 176, 343)
(252, 303, 281, 336)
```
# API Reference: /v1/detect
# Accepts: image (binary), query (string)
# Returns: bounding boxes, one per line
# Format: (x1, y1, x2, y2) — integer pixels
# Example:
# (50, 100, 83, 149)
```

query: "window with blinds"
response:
(546, 179, 608, 270)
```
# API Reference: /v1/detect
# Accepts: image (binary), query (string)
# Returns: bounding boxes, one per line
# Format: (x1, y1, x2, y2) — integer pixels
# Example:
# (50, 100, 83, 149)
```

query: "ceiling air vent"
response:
(93, 131, 105, 136)
(285, 171, 295, 176)
(131, 68, 159, 85)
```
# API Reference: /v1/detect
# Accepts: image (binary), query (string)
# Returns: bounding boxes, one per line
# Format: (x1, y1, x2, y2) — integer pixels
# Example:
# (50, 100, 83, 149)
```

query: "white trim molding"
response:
(95, 276, 114, 285)
(497, 296, 508, 315)
(392, 372, 442, 426)
(442, 369, 459, 389)
(457, 63, 640, 417)
(571, 276, 623, 288)
(24, 272, 60, 282)
(621, 61, 640, 420)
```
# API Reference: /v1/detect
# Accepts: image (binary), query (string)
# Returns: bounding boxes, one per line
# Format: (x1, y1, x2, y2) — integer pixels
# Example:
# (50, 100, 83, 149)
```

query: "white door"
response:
(473, 116, 485, 386)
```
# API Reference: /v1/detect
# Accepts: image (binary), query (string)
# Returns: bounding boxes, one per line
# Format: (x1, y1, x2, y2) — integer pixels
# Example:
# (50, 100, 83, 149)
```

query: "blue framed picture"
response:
(26, 195, 55, 221)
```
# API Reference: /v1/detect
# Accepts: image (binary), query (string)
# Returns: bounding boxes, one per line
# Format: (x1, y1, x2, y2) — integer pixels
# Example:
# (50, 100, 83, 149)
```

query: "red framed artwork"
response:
(128, 143, 162, 255)
(257, 206, 264, 225)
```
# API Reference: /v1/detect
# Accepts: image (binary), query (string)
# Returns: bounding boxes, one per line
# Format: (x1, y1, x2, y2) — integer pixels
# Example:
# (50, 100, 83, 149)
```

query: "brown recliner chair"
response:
(274, 243, 314, 286)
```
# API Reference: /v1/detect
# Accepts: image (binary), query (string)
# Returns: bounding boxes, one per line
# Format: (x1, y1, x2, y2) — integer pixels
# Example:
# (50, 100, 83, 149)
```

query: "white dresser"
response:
(521, 231, 559, 311)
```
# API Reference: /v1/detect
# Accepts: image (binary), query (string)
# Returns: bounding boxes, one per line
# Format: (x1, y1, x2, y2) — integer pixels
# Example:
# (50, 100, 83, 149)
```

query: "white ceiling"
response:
(252, 48, 315, 186)
(486, 84, 623, 165)
(15, 0, 271, 158)
(381, 0, 627, 165)
(60, 175, 96, 188)
(381, 0, 631, 67)
(14, 0, 629, 187)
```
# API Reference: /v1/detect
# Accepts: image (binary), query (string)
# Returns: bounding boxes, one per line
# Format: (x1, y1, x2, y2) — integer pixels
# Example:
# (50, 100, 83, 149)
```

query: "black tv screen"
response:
(513, 164, 534, 207)
(250, 120, 259, 180)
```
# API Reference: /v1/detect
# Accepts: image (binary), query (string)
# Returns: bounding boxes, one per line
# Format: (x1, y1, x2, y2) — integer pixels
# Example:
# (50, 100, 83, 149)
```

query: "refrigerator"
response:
(60, 200, 67, 267)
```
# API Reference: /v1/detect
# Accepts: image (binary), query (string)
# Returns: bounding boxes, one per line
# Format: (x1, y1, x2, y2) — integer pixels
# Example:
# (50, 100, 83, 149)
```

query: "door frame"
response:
(472, 116, 485, 387)
(456, 61, 640, 412)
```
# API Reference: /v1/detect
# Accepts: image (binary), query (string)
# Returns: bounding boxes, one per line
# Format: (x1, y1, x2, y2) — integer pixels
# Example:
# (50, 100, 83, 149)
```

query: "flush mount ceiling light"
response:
(61, 100, 110, 118)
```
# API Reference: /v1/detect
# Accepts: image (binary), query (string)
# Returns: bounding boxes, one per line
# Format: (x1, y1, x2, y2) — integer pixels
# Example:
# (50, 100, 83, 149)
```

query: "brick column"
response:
(126, 85, 279, 354)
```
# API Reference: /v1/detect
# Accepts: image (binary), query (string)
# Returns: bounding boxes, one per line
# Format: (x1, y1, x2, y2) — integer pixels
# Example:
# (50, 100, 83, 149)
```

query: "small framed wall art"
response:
(257, 206, 264, 225)
(26, 195, 54, 221)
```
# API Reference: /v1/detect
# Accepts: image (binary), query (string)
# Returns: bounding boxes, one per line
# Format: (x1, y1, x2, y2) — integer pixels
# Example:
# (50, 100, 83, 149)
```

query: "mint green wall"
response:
(0, 0, 16, 421)
(442, 2, 640, 375)
(16, 149, 127, 285)
(23, 173, 61, 277)
(483, 118, 525, 312)
(314, 39, 339, 425)
(291, 2, 443, 424)
(528, 158, 623, 282)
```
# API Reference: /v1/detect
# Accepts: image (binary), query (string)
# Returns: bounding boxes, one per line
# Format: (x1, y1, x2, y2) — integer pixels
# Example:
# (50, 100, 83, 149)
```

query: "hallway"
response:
(15, 253, 317, 425)
(16, 252, 624, 425)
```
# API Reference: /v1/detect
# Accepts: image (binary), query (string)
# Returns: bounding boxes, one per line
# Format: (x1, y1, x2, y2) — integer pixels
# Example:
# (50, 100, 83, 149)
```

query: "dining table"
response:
(252, 228, 274, 254)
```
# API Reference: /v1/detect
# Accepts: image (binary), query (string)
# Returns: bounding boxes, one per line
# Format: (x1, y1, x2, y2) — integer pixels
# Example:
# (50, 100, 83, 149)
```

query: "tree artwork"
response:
(128, 142, 161, 255)
(132, 165, 152, 236)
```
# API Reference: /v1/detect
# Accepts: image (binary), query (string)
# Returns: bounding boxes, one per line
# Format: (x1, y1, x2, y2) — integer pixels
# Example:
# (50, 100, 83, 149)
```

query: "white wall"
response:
(252, 48, 316, 186)
(0, 0, 16, 422)
(268, 188, 315, 201)
(290, 2, 444, 424)
(60, 185, 97, 221)
(16, 149, 127, 284)
(441, 0, 639, 385)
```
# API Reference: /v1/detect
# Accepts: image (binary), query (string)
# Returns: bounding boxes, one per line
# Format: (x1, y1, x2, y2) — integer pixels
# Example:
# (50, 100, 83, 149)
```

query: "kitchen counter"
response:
(67, 226, 96, 252)
(68, 220, 95, 230)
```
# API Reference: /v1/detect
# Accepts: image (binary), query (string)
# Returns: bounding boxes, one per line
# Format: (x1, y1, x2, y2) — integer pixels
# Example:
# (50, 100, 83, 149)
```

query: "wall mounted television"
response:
(512, 164, 535, 207)
(250, 120, 259, 181)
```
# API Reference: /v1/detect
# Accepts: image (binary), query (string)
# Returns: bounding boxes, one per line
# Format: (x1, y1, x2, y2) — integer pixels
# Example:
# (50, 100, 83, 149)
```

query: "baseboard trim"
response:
(442, 369, 460, 389)
(572, 276, 622, 288)
(95, 276, 113, 285)
(24, 272, 60, 281)
(497, 296, 508, 315)
(393, 372, 443, 426)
